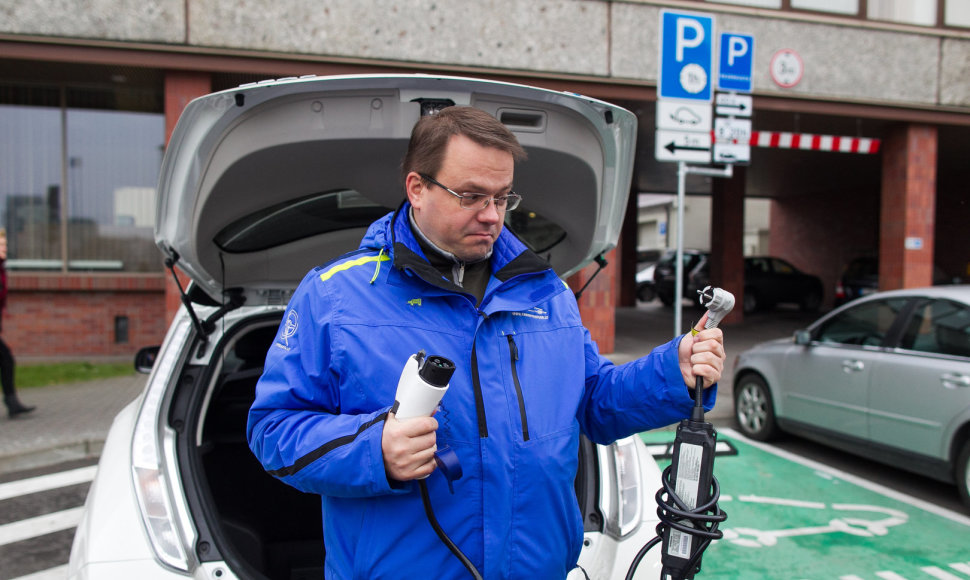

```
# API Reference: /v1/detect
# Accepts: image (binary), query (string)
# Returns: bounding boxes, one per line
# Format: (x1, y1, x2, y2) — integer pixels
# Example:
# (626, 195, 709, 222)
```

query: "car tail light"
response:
(601, 437, 643, 538)
(834, 281, 846, 301)
(131, 319, 193, 571)
(614, 438, 643, 536)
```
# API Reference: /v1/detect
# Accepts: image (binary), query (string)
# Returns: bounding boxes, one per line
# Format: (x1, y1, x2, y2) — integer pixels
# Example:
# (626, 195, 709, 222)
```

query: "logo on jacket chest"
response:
(511, 306, 549, 320)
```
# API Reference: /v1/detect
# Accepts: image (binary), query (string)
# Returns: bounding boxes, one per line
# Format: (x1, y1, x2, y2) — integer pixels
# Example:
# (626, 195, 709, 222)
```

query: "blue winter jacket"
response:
(247, 204, 715, 579)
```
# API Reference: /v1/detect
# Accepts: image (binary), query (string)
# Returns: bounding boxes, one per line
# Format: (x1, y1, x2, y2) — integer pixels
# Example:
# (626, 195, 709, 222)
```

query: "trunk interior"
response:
(176, 313, 602, 579)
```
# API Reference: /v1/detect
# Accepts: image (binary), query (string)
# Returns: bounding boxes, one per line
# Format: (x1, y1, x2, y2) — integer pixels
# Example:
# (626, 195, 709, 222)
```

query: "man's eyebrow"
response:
(457, 180, 514, 194)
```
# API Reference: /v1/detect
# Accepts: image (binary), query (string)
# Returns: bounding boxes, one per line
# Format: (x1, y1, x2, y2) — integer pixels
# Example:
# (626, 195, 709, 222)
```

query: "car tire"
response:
(734, 374, 779, 441)
(659, 292, 674, 307)
(800, 291, 822, 312)
(637, 284, 656, 303)
(957, 439, 970, 512)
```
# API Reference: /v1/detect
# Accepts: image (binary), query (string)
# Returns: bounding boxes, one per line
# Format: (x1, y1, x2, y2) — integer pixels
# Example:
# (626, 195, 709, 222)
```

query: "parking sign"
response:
(718, 33, 755, 93)
(659, 10, 714, 102)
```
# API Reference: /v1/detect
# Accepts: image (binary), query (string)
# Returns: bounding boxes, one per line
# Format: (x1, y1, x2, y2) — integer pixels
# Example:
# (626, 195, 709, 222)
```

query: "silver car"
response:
(733, 285, 970, 512)
(68, 74, 667, 579)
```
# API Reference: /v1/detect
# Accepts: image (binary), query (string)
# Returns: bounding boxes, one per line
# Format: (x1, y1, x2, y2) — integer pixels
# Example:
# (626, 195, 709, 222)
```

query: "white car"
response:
(68, 74, 667, 579)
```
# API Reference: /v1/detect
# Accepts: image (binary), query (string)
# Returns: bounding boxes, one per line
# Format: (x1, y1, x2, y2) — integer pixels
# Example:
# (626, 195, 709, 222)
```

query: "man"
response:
(247, 106, 725, 579)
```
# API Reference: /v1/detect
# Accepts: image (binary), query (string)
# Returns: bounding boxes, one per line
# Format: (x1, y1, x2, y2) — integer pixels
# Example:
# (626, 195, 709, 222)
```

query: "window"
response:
(791, 0, 859, 15)
(0, 79, 164, 272)
(0, 102, 62, 267)
(67, 108, 164, 271)
(945, 0, 970, 27)
(770, 258, 796, 275)
(815, 298, 908, 346)
(706, 0, 783, 7)
(899, 299, 970, 357)
(868, 0, 937, 26)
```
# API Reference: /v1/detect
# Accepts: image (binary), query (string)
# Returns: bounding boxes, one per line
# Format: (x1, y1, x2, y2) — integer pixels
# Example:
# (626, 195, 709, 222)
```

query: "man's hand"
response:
(678, 311, 726, 390)
(382, 412, 438, 482)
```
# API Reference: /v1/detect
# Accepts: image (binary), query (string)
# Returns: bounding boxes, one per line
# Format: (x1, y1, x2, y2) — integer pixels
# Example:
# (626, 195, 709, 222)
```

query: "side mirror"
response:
(794, 330, 812, 346)
(134, 346, 161, 374)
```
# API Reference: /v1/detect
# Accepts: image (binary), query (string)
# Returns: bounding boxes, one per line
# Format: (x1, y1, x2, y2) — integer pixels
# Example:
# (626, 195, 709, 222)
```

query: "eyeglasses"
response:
(419, 173, 522, 212)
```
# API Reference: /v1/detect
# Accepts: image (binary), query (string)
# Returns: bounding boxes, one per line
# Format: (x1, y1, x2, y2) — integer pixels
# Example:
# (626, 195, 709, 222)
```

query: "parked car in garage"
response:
(652, 249, 708, 307)
(658, 252, 824, 314)
(733, 285, 970, 512)
(834, 256, 961, 306)
(68, 74, 667, 580)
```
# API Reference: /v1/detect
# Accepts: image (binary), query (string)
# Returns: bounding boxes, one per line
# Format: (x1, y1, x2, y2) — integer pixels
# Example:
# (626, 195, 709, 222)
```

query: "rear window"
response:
(214, 190, 391, 253)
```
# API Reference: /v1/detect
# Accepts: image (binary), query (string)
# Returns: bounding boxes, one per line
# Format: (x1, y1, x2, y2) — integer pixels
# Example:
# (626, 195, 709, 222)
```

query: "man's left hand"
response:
(678, 311, 725, 390)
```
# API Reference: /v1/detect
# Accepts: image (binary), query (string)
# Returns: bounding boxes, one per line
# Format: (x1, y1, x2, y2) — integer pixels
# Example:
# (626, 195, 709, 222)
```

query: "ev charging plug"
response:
(393, 351, 462, 491)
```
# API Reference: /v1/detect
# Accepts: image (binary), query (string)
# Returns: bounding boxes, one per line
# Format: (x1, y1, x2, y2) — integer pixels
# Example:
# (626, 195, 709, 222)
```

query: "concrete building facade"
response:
(1, 0, 968, 357)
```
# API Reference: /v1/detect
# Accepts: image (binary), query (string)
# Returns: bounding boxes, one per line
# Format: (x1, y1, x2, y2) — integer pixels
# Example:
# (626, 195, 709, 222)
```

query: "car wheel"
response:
(637, 284, 656, 303)
(957, 440, 970, 512)
(800, 291, 822, 312)
(734, 374, 779, 441)
(743, 291, 758, 314)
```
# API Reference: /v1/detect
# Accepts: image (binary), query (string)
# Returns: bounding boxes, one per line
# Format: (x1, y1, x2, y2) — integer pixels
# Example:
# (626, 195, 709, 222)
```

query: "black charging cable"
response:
(419, 480, 483, 580)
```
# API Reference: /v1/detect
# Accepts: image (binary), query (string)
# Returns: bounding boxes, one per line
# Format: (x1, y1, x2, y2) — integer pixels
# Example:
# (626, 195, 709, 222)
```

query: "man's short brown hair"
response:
(402, 106, 527, 182)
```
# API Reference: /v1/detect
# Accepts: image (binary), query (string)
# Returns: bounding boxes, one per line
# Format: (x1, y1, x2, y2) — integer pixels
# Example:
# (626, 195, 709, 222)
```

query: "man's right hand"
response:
(382, 412, 438, 482)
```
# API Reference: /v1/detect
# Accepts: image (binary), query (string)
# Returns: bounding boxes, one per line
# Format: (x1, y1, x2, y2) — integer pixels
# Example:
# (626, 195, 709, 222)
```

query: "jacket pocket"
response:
(506, 334, 530, 442)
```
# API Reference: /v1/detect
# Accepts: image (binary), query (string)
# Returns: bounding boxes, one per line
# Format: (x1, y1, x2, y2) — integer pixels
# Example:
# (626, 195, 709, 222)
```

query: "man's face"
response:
(406, 134, 514, 262)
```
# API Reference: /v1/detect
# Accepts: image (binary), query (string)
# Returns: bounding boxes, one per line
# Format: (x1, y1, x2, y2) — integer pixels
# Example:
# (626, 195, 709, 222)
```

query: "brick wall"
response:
(770, 179, 880, 307)
(568, 248, 617, 354)
(5, 274, 167, 361)
(879, 124, 937, 290)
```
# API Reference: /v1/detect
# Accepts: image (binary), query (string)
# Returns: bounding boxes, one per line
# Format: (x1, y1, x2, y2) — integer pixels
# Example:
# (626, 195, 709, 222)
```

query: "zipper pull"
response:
(507, 335, 519, 360)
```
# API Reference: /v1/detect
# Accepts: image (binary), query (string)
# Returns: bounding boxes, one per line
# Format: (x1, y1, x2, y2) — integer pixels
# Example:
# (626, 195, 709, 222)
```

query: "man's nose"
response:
(476, 199, 502, 223)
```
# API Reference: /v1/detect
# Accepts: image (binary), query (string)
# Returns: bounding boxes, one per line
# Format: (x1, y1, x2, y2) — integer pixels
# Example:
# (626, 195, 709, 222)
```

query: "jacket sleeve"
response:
(577, 327, 717, 445)
(246, 270, 404, 498)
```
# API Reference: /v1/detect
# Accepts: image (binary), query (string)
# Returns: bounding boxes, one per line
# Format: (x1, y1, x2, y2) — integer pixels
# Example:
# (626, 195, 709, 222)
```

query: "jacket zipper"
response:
(471, 343, 488, 438)
(507, 335, 530, 442)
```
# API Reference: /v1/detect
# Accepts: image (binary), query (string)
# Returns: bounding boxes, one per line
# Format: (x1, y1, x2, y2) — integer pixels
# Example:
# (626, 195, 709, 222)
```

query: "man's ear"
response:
(405, 172, 424, 208)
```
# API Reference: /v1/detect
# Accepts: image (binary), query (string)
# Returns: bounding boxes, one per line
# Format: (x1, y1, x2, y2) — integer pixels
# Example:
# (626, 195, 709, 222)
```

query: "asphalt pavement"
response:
(0, 301, 819, 474)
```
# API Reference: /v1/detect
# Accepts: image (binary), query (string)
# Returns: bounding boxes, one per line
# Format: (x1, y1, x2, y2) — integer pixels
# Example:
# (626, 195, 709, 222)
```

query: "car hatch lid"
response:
(156, 74, 637, 305)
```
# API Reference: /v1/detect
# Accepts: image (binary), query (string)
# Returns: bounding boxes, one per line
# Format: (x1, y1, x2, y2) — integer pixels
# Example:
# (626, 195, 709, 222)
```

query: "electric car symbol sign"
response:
(659, 10, 714, 102)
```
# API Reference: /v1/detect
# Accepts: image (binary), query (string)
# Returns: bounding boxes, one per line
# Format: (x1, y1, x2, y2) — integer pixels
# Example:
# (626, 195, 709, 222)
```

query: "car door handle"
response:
(841, 360, 865, 373)
(941, 373, 970, 389)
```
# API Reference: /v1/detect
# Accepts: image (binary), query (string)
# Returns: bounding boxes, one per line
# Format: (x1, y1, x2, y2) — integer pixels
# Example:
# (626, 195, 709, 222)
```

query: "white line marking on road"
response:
(922, 567, 964, 580)
(950, 563, 970, 575)
(720, 427, 970, 527)
(9, 564, 68, 580)
(875, 572, 908, 579)
(0, 465, 97, 501)
(0, 507, 84, 546)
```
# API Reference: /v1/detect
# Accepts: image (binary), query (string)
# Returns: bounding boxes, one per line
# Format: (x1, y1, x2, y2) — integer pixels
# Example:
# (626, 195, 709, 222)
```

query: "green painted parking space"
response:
(640, 428, 970, 580)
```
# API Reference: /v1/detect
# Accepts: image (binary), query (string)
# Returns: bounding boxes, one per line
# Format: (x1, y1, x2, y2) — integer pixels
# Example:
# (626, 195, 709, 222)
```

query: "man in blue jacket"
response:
(247, 106, 726, 579)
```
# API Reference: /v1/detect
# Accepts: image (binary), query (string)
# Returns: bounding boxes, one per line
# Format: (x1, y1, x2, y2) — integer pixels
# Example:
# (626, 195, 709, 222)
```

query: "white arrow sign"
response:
(715, 93, 753, 117)
(656, 130, 713, 163)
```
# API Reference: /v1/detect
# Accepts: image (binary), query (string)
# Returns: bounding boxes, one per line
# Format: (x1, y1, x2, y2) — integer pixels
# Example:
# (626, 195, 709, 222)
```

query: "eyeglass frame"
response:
(417, 173, 522, 212)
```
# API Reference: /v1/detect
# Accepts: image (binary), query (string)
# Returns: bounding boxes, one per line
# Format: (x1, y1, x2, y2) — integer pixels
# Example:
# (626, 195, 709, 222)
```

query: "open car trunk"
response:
(171, 314, 606, 580)
(156, 74, 637, 306)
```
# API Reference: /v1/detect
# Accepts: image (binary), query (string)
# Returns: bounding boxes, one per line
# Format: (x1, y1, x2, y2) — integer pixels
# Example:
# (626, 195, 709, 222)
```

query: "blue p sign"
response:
(659, 10, 714, 102)
(718, 33, 754, 93)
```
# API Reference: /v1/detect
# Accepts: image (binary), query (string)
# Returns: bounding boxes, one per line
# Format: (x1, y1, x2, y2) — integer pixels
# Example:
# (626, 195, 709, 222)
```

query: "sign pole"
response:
(675, 162, 686, 338)
(674, 162, 734, 339)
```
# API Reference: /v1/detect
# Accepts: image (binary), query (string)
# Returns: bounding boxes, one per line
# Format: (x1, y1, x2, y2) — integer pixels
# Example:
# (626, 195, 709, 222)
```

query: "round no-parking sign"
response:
(770, 48, 803, 88)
